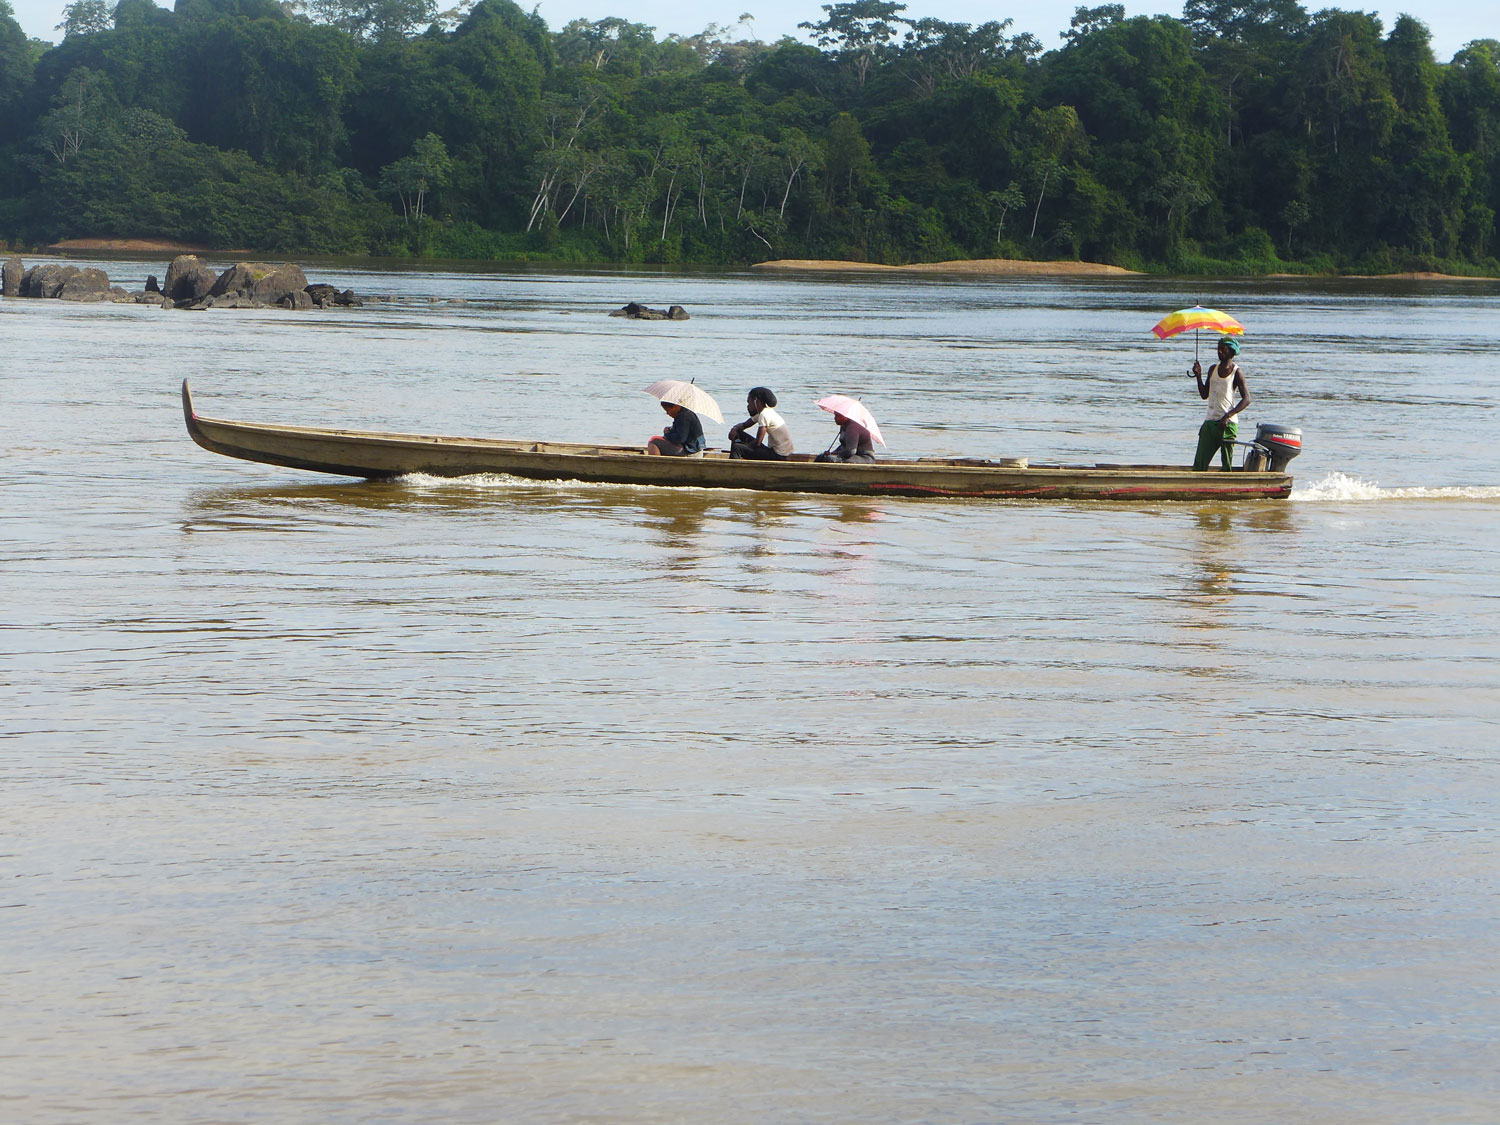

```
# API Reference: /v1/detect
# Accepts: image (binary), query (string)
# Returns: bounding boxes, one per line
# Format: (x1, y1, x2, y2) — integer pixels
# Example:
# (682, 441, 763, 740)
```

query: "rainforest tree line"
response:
(1, 0, 1498, 271)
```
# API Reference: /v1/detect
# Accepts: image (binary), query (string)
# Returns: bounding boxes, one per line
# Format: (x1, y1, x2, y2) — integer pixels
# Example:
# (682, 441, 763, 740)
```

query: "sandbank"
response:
(752, 257, 1140, 276)
(1343, 271, 1499, 281)
(47, 237, 241, 254)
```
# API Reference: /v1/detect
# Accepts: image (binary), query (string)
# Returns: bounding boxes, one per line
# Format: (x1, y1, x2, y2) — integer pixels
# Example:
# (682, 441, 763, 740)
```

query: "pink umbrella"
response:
(815, 395, 885, 446)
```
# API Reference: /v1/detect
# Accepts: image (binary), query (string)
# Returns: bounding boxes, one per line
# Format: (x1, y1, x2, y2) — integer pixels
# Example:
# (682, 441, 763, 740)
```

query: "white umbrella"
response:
(816, 394, 885, 446)
(643, 379, 725, 425)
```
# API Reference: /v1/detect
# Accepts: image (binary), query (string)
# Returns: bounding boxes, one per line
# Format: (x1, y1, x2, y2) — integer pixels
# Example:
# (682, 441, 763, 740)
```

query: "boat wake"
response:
(394, 471, 764, 497)
(398, 472, 616, 491)
(1292, 472, 1500, 502)
(399, 470, 1500, 504)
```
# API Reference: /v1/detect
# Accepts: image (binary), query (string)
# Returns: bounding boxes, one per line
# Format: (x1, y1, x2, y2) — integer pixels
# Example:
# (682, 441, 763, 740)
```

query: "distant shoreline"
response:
(752, 258, 1140, 276)
(27, 242, 1499, 282)
(758, 258, 1500, 281)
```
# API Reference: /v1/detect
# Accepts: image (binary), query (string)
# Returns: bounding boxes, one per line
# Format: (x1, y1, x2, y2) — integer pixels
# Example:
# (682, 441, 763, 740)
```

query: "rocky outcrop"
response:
(58, 268, 112, 302)
(186, 292, 268, 310)
(209, 261, 308, 305)
(304, 283, 362, 308)
(164, 255, 206, 299)
(163, 255, 219, 302)
(6, 254, 362, 311)
(21, 263, 71, 298)
(610, 302, 689, 320)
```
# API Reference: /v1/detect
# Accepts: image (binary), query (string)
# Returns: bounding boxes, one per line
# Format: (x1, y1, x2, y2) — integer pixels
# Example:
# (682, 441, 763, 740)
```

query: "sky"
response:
(8, 0, 1494, 61)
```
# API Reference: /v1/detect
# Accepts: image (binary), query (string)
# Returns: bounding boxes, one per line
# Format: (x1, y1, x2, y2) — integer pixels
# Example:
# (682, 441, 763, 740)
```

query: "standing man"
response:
(1192, 336, 1251, 471)
(728, 387, 794, 460)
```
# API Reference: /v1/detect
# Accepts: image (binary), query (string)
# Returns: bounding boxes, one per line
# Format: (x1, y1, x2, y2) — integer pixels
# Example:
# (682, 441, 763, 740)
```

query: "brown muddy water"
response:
(3, 262, 1500, 1122)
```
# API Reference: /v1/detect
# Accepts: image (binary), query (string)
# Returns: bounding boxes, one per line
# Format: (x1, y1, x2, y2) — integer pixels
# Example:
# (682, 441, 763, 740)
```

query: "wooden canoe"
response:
(181, 381, 1293, 501)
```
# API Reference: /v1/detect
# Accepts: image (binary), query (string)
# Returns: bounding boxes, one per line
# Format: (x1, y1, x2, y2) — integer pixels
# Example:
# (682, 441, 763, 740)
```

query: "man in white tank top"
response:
(1191, 336, 1251, 470)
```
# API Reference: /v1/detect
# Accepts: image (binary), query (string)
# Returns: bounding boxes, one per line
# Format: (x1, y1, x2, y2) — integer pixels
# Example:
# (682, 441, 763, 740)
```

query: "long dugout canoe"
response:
(181, 381, 1293, 501)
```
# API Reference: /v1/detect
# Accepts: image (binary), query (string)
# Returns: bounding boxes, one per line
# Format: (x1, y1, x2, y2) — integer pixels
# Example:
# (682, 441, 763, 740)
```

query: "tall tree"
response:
(34, 66, 111, 164)
(380, 131, 452, 223)
(798, 0, 909, 87)
(56, 0, 111, 38)
(308, 0, 436, 43)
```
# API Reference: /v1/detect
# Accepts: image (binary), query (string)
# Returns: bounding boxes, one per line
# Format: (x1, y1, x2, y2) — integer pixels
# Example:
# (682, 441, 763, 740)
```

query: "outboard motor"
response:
(1242, 423, 1303, 472)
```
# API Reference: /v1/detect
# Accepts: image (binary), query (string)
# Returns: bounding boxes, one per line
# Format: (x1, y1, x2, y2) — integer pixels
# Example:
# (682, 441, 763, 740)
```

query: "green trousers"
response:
(1193, 418, 1238, 471)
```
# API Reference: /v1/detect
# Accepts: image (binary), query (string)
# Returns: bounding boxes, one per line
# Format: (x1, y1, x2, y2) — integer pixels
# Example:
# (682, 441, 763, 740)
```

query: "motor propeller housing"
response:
(1245, 423, 1303, 472)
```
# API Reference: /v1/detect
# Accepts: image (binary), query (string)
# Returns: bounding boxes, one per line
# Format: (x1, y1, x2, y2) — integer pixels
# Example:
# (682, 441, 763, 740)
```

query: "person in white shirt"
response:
(1191, 336, 1251, 471)
(728, 386, 794, 461)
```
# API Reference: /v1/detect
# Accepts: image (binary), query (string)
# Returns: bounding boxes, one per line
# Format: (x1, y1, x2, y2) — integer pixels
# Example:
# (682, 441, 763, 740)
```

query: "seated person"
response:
(814, 413, 876, 463)
(645, 401, 705, 456)
(728, 387, 794, 461)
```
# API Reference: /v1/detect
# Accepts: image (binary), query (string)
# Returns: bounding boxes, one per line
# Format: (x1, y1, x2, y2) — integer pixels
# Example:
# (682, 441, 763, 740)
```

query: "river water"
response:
(4, 261, 1499, 1122)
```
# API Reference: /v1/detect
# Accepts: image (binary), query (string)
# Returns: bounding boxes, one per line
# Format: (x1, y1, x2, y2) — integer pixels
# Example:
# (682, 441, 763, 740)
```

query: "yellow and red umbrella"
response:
(1152, 305, 1244, 362)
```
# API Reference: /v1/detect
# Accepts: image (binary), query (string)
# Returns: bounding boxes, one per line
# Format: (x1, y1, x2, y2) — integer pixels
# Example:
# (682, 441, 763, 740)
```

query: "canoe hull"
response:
(181, 381, 1293, 501)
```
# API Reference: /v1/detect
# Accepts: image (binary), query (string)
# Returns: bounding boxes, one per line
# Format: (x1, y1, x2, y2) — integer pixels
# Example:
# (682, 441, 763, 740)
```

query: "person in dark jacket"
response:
(814, 412, 876, 463)
(646, 401, 706, 456)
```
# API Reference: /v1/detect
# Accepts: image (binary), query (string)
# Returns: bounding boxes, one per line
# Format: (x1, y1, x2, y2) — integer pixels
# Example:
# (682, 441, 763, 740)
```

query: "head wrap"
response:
(1219, 336, 1241, 356)
(749, 386, 777, 408)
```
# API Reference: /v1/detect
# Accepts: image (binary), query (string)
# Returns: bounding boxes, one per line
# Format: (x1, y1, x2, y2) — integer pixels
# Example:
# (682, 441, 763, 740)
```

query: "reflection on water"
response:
(5, 267, 1500, 1122)
(183, 475, 896, 534)
(1179, 509, 1249, 655)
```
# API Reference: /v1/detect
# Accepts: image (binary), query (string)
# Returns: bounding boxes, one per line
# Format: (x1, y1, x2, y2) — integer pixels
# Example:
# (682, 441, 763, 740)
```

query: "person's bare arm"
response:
(1192, 360, 1212, 400)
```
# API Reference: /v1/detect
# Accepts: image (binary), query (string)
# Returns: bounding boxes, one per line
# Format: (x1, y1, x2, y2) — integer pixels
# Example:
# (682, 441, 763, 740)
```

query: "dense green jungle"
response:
(1, 0, 1498, 273)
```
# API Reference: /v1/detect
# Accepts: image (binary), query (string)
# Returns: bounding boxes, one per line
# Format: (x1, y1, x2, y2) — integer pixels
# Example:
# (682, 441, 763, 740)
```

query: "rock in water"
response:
(22, 264, 79, 298)
(303, 284, 364, 309)
(59, 268, 112, 302)
(163, 255, 215, 301)
(609, 302, 690, 320)
(211, 262, 308, 306)
(2, 256, 22, 297)
(254, 263, 309, 304)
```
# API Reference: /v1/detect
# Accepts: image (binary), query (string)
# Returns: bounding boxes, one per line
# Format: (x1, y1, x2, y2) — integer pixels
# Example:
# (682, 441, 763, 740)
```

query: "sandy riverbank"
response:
(45, 238, 248, 254)
(1335, 271, 1497, 281)
(753, 257, 1140, 276)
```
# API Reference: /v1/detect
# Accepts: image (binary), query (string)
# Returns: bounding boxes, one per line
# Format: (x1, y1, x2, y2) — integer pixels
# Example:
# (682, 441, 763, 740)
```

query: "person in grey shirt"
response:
(815, 411, 876, 463)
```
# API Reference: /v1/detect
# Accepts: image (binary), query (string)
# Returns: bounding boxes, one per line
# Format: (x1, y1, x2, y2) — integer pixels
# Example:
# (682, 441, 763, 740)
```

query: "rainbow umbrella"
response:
(1152, 306, 1245, 363)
